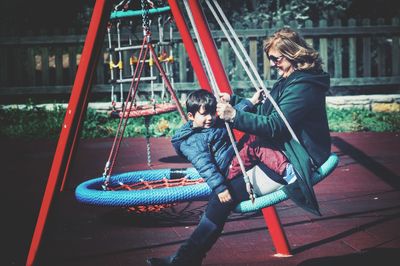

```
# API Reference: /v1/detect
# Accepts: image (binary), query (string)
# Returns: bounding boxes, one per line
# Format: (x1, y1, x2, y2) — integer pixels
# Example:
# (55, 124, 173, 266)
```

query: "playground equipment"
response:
(26, 1, 339, 265)
(106, 1, 181, 166)
(106, 3, 175, 109)
(75, 154, 338, 212)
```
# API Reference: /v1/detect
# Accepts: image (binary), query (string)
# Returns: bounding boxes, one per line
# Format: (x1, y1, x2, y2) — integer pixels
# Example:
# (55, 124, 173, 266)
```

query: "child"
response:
(171, 89, 235, 203)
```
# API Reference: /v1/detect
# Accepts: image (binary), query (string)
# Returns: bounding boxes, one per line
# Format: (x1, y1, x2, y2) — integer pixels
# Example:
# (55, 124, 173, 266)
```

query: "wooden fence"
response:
(0, 17, 399, 99)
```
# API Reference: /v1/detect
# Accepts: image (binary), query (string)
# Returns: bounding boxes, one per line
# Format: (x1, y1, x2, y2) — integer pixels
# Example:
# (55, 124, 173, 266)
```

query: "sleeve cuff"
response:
(214, 183, 227, 194)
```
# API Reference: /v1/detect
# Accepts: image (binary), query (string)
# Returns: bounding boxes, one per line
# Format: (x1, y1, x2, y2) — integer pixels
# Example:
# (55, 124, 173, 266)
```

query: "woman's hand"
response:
(219, 92, 231, 103)
(250, 90, 264, 105)
(217, 189, 232, 203)
(217, 102, 236, 122)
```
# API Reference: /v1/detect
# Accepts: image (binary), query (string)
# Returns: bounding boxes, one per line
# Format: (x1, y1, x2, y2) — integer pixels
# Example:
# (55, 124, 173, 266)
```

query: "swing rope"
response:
(103, 36, 150, 188)
(206, 0, 300, 143)
(182, 0, 255, 203)
(103, 0, 187, 188)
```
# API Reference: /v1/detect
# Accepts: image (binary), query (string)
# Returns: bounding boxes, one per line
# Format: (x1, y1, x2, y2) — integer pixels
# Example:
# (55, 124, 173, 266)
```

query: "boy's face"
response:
(188, 105, 216, 128)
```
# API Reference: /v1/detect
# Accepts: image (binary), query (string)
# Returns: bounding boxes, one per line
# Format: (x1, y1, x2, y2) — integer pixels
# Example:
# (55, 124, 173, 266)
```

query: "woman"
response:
(147, 26, 331, 266)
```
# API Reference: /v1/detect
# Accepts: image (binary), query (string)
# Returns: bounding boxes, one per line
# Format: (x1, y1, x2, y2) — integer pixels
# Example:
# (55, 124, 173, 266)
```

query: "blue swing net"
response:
(75, 153, 339, 213)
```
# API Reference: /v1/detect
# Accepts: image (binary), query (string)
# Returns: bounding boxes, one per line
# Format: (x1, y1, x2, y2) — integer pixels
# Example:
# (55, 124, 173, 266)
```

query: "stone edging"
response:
(326, 94, 400, 112)
(1, 94, 400, 113)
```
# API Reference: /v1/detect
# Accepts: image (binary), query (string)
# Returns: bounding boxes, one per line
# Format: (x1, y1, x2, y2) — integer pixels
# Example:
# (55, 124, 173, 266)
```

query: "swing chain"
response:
(144, 116, 152, 166)
(102, 161, 111, 190)
(141, 0, 152, 36)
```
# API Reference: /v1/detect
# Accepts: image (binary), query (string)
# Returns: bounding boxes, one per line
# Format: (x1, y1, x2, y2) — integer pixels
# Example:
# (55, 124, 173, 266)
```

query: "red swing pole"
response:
(186, 0, 292, 257)
(25, 1, 113, 265)
(186, 0, 231, 94)
(167, 0, 211, 91)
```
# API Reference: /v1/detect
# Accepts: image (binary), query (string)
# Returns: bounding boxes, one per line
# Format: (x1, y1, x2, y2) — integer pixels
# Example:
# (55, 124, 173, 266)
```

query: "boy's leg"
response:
(191, 176, 250, 254)
(147, 178, 249, 266)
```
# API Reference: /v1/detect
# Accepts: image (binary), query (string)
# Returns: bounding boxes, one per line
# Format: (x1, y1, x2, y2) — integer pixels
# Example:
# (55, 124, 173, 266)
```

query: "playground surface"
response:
(3, 132, 400, 266)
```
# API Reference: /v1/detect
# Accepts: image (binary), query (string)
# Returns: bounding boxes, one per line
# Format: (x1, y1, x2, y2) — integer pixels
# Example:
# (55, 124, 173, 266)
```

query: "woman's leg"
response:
(228, 135, 288, 180)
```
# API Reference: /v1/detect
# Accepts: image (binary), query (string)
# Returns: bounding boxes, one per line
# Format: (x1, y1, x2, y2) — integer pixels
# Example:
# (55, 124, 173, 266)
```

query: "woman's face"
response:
(268, 47, 295, 78)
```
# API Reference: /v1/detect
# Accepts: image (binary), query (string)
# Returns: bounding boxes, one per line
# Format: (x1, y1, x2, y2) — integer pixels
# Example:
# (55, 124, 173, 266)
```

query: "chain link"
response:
(141, 0, 151, 34)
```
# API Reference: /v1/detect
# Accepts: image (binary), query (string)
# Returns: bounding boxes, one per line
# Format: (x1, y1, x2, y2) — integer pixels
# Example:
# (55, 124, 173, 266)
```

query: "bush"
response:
(0, 106, 399, 140)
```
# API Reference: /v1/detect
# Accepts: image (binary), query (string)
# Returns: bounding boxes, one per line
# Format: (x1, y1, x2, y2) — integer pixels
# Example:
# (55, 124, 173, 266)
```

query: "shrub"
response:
(0, 106, 399, 140)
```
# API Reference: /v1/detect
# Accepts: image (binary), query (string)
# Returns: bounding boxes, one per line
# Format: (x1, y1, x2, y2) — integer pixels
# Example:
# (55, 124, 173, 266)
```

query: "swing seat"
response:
(75, 168, 211, 206)
(110, 102, 178, 118)
(234, 153, 339, 213)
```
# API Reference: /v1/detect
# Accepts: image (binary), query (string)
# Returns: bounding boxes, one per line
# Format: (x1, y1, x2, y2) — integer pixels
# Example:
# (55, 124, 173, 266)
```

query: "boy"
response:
(171, 89, 235, 203)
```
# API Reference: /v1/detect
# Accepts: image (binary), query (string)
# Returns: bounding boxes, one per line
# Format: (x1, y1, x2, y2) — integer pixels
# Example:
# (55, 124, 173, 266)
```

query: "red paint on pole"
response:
(262, 206, 292, 256)
(186, 0, 231, 94)
(25, 1, 113, 265)
(167, 0, 211, 91)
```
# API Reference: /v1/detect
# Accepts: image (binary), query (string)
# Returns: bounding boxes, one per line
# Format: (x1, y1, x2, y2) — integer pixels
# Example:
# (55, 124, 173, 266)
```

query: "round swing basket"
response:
(110, 102, 178, 118)
(75, 168, 210, 207)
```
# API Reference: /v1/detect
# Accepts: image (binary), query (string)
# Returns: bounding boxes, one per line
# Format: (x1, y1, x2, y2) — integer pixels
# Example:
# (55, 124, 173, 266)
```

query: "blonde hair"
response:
(264, 27, 323, 72)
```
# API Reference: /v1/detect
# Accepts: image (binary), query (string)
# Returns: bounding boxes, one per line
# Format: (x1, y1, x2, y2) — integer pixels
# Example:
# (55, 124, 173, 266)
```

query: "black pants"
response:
(187, 177, 250, 255)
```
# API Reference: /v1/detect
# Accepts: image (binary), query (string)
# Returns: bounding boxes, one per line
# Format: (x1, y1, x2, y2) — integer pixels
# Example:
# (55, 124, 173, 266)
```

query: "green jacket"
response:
(230, 70, 331, 215)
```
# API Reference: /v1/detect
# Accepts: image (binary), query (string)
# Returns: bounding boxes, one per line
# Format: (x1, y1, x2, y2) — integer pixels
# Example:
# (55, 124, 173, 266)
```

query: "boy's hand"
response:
(219, 92, 231, 103)
(218, 189, 232, 203)
(216, 102, 236, 122)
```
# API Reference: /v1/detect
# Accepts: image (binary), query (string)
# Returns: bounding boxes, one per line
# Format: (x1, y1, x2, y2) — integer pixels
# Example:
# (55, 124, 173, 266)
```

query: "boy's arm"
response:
(180, 136, 227, 194)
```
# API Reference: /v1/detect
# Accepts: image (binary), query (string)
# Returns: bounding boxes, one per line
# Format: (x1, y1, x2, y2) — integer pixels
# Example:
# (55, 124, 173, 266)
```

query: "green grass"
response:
(0, 106, 399, 140)
(327, 108, 400, 132)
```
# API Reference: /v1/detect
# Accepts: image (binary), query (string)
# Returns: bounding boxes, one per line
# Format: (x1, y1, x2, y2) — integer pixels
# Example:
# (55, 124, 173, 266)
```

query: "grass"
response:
(0, 105, 399, 140)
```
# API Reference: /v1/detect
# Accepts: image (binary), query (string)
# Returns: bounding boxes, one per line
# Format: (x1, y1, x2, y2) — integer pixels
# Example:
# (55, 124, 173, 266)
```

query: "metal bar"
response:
(186, 0, 231, 94)
(25, 1, 113, 265)
(262, 207, 292, 257)
(167, 0, 211, 91)
(115, 76, 158, 83)
(110, 6, 171, 20)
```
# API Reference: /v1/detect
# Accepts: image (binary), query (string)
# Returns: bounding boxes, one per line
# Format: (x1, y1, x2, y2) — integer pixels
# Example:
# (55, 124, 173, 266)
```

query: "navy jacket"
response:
(171, 100, 250, 194)
(171, 120, 234, 194)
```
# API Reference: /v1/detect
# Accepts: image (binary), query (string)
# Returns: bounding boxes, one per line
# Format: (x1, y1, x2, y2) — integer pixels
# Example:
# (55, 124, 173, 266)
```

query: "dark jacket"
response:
(171, 120, 235, 194)
(171, 101, 250, 194)
(230, 70, 331, 215)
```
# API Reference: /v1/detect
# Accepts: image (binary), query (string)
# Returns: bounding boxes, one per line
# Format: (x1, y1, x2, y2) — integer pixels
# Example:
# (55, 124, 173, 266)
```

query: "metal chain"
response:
(144, 116, 152, 166)
(141, 0, 151, 34)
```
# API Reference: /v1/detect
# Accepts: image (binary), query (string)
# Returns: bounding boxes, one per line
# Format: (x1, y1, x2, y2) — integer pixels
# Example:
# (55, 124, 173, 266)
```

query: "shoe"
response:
(146, 242, 203, 266)
(284, 163, 298, 184)
(146, 257, 171, 266)
(146, 215, 219, 266)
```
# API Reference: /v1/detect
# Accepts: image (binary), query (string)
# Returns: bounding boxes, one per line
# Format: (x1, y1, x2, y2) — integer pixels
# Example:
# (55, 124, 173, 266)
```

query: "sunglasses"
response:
(268, 54, 284, 64)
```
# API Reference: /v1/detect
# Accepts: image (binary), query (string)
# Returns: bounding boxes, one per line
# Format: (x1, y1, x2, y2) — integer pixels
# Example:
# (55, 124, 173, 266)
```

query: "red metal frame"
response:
(186, 0, 231, 94)
(167, 0, 211, 91)
(27, 1, 291, 265)
(25, 1, 113, 265)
